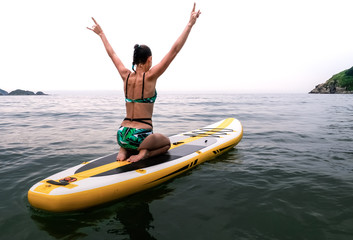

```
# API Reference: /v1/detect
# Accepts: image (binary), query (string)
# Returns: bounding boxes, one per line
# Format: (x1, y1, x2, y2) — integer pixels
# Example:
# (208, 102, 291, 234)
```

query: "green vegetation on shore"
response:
(329, 66, 353, 91)
(310, 66, 353, 94)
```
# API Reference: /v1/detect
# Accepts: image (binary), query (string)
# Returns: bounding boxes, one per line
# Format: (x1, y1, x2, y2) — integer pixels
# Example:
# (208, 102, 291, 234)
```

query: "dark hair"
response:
(132, 44, 152, 72)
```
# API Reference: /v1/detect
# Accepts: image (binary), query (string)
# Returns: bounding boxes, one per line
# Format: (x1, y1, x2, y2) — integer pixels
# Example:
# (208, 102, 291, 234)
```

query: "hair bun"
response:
(134, 44, 140, 50)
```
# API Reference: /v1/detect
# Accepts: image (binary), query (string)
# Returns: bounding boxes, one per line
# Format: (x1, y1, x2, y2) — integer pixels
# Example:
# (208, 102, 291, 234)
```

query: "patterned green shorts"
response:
(117, 126, 153, 150)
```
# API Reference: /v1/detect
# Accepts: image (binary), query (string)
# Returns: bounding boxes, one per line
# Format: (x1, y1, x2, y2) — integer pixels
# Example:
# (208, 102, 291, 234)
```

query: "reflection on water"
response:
(30, 183, 174, 239)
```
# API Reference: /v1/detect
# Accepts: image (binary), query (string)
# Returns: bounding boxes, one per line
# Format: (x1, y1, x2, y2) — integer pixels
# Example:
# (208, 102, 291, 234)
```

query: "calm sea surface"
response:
(0, 92, 353, 240)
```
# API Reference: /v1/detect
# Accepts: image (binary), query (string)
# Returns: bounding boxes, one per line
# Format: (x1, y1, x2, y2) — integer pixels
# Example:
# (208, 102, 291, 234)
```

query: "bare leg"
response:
(147, 144, 171, 158)
(128, 133, 171, 162)
(128, 149, 149, 163)
(116, 147, 129, 161)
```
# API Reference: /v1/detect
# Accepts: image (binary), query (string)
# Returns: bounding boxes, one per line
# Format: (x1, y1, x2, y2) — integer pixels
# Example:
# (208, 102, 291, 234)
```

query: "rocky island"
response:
(310, 66, 353, 94)
(0, 89, 47, 96)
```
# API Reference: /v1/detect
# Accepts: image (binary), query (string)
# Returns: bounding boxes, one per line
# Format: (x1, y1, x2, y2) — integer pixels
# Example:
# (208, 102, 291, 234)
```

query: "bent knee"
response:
(152, 133, 170, 144)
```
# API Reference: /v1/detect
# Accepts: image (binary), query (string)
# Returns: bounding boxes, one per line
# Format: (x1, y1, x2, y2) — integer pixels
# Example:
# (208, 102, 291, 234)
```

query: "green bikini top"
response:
(125, 72, 157, 103)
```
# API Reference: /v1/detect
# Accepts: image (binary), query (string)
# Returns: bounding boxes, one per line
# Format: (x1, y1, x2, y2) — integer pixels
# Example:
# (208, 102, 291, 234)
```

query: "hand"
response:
(87, 17, 103, 36)
(189, 3, 201, 26)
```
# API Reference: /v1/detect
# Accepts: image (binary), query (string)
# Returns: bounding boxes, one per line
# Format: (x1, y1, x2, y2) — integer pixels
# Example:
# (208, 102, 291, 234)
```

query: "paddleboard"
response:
(28, 118, 243, 212)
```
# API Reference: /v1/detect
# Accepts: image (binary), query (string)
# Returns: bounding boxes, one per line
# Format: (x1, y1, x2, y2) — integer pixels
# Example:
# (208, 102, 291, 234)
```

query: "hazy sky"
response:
(1, 0, 353, 93)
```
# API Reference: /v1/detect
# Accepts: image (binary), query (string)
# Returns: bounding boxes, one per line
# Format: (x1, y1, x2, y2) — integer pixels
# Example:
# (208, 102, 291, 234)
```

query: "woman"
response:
(87, 3, 201, 162)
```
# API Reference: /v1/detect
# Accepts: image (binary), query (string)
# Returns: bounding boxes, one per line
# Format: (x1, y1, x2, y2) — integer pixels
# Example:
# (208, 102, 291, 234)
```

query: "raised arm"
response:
(150, 3, 201, 79)
(87, 18, 130, 80)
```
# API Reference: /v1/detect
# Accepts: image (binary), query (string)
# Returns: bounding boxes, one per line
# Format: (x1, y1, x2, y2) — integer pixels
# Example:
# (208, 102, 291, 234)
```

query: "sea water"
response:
(0, 92, 352, 240)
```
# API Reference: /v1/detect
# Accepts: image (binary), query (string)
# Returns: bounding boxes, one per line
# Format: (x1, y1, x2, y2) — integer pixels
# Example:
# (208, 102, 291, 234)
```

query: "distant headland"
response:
(0, 89, 47, 96)
(310, 66, 353, 94)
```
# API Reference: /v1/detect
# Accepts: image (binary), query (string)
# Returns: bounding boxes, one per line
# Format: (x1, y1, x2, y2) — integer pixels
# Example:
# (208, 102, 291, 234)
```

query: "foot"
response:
(127, 149, 149, 163)
(116, 148, 128, 161)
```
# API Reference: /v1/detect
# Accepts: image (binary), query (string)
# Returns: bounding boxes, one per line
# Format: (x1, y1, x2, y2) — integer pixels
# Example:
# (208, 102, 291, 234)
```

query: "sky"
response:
(1, 0, 353, 93)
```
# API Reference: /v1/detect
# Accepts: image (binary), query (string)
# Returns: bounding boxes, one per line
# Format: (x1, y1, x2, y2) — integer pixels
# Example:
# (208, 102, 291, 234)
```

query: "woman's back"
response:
(123, 71, 156, 129)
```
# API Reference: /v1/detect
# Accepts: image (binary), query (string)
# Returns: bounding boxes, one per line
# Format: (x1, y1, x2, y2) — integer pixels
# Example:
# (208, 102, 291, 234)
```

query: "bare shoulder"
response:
(145, 70, 159, 82)
(121, 69, 132, 81)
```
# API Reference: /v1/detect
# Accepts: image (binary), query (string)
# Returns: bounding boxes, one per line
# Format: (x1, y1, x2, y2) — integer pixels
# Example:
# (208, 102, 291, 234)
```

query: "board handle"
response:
(46, 180, 69, 186)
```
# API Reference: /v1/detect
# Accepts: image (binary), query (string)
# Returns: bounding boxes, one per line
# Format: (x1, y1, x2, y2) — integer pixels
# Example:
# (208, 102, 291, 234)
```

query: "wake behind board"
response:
(28, 118, 243, 212)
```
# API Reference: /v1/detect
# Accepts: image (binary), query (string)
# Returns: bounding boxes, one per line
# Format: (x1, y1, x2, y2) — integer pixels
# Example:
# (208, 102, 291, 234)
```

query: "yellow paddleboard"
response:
(28, 118, 243, 212)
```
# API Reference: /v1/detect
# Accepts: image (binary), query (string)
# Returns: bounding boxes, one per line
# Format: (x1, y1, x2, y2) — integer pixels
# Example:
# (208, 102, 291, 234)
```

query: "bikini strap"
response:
(125, 72, 131, 99)
(124, 117, 153, 127)
(142, 72, 145, 99)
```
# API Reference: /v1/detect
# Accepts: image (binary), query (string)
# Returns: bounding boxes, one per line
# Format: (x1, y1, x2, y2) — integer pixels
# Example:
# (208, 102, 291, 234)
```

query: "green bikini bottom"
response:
(117, 126, 153, 150)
